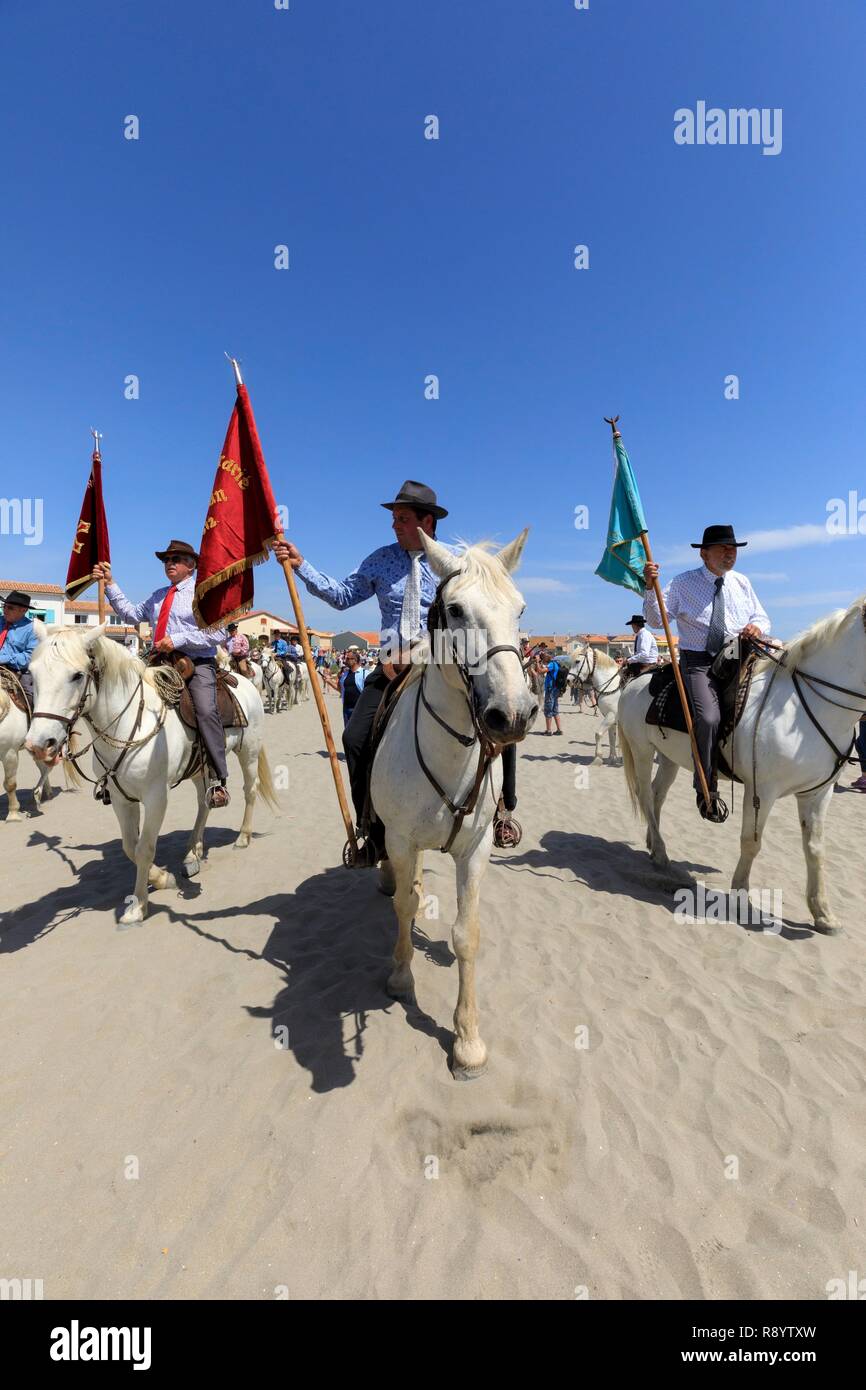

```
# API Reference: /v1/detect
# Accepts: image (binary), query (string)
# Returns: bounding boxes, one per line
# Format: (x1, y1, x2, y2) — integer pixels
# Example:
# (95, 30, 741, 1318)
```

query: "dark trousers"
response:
(342, 663, 520, 823)
(189, 658, 228, 781)
(680, 650, 721, 793)
(342, 664, 389, 823)
(6, 667, 33, 706)
(856, 719, 866, 773)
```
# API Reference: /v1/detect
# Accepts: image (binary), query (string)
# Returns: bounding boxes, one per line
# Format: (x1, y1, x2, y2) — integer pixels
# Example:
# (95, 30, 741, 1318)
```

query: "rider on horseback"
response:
(92, 539, 231, 809)
(618, 614, 659, 682)
(642, 524, 770, 821)
(273, 480, 520, 855)
(0, 590, 37, 709)
(224, 623, 251, 677)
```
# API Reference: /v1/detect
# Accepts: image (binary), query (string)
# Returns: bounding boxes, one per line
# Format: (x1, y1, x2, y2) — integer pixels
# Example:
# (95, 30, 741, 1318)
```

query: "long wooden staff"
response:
(91, 428, 106, 624)
(605, 416, 713, 809)
(227, 358, 358, 858)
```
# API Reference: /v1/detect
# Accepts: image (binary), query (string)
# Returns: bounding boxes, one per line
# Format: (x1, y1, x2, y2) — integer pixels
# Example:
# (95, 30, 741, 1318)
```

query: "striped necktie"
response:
(399, 552, 422, 644)
(705, 576, 726, 656)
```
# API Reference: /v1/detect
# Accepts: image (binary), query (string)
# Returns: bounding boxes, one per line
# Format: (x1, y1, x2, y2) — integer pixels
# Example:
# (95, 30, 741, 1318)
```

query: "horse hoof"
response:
(590, 756, 602, 767)
(118, 906, 145, 928)
(386, 970, 415, 1001)
(813, 920, 843, 936)
(6, 811, 24, 823)
(234, 833, 251, 849)
(452, 1060, 488, 1082)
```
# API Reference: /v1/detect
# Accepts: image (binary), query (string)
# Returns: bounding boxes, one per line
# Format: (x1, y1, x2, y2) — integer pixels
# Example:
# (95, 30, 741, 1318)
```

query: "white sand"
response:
(2, 695, 864, 1300)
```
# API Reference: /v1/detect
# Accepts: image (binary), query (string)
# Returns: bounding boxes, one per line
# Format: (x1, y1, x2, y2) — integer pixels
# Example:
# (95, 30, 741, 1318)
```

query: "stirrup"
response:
(342, 833, 378, 868)
(206, 782, 230, 809)
(493, 807, 523, 849)
(697, 791, 728, 824)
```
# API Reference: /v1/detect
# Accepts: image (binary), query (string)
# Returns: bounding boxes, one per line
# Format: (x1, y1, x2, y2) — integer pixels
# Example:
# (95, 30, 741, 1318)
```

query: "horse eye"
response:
(447, 604, 464, 620)
(71, 671, 84, 682)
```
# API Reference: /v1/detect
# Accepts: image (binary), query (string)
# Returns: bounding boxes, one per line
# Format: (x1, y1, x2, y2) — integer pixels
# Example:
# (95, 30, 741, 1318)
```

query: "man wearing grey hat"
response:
(0, 590, 38, 707)
(643, 523, 770, 821)
(92, 541, 231, 809)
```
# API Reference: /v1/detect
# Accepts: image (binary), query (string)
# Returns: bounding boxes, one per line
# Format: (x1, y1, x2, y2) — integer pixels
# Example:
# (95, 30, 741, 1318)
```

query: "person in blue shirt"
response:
(0, 589, 38, 707)
(543, 658, 563, 736)
(339, 647, 367, 728)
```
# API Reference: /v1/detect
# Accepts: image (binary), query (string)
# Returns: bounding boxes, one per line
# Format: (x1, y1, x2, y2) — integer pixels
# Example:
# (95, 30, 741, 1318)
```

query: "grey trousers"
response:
(679, 650, 721, 792)
(189, 658, 228, 781)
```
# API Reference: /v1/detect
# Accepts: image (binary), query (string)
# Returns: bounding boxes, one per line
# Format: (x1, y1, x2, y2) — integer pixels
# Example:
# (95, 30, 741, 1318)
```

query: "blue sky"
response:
(2, 0, 864, 639)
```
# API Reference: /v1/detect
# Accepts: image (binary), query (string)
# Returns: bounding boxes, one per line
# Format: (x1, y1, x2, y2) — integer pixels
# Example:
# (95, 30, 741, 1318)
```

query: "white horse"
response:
(26, 627, 276, 925)
(1, 619, 58, 820)
(570, 644, 622, 764)
(216, 643, 265, 698)
(259, 648, 288, 713)
(371, 531, 537, 1079)
(617, 596, 866, 934)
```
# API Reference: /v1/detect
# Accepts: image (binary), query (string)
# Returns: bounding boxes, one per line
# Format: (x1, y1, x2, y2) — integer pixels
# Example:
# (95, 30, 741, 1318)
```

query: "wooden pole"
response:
(225, 356, 358, 858)
(605, 416, 714, 810)
(91, 428, 106, 624)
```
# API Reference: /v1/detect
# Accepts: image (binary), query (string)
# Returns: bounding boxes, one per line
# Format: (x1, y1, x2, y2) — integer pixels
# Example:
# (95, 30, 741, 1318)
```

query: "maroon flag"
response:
(66, 446, 111, 600)
(193, 384, 280, 628)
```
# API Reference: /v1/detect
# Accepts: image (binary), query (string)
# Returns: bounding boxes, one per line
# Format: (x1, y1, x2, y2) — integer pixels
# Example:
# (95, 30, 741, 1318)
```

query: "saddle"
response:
(148, 653, 248, 732)
(645, 644, 759, 780)
(351, 664, 416, 865)
(0, 668, 31, 719)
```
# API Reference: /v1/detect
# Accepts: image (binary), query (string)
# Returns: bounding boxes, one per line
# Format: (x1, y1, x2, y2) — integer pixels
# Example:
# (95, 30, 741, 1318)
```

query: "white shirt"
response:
(643, 564, 770, 652)
(628, 627, 659, 665)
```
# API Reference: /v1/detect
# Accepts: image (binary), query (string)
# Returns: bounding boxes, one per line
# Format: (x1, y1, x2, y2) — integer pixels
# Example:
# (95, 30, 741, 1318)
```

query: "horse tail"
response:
(617, 720, 644, 820)
(256, 748, 280, 811)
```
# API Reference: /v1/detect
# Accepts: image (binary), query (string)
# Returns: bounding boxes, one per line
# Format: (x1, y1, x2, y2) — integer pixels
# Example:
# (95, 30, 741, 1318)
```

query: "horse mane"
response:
(440, 539, 524, 605)
(589, 647, 617, 670)
(758, 594, 866, 671)
(32, 629, 161, 696)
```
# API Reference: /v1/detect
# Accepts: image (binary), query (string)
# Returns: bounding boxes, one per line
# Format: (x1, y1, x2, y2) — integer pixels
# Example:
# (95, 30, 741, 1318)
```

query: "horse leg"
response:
(234, 744, 259, 848)
(608, 716, 619, 764)
(33, 763, 52, 807)
(183, 775, 209, 876)
(632, 740, 670, 868)
(651, 753, 679, 829)
(120, 789, 170, 925)
(591, 714, 606, 764)
(3, 749, 23, 821)
(451, 834, 491, 1079)
(731, 791, 774, 897)
(795, 785, 840, 934)
(385, 840, 422, 1001)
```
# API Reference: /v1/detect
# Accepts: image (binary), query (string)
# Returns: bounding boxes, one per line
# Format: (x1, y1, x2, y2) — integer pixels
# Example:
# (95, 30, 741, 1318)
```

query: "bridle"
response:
(414, 569, 528, 852)
(31, 655, 166, 804)
(574, 645, 620, 698)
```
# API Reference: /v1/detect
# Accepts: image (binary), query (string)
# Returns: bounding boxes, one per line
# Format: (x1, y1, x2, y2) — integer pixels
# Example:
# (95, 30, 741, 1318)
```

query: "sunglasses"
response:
(164, 554, 191, 564)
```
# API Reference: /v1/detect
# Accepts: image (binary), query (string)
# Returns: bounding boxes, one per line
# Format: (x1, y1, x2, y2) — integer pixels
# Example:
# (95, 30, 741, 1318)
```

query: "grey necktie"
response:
(399, 551, 422, 643)
(705, 576, 726, 656)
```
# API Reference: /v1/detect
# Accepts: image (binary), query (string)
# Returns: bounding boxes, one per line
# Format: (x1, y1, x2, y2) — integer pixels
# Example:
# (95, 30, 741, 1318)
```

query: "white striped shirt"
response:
(628, 627, 659, 665)
(106, 575, 226, 657)
(643, 564, 770, 652)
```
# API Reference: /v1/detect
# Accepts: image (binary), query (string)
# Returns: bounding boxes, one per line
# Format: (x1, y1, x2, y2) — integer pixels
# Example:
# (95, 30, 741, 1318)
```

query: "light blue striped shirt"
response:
(105, 575, 225, 658)
(297, 541, 457, 645)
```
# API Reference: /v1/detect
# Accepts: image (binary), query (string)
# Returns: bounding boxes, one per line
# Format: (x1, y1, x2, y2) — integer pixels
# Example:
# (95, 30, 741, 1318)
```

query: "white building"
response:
(1, 580, 137, 641)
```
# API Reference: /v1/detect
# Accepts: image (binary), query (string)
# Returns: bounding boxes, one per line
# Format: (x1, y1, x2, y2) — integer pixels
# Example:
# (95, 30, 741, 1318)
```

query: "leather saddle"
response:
(149, 653, 247, 732)
(645, 645, 759, 779)
(0, 669, 31, 718)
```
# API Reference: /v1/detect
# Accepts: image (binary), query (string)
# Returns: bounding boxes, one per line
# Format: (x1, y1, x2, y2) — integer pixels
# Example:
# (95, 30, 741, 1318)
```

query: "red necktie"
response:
(153, 587, 178, 644)
(0, 626, 8, 653)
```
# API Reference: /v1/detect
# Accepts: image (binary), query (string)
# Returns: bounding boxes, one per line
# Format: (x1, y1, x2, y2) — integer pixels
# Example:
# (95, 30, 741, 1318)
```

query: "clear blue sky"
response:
(2, 0, 864, 638)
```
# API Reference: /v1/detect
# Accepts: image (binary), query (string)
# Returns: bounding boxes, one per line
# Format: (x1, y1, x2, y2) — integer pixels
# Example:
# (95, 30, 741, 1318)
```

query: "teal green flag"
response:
(595, 434, 648, 595)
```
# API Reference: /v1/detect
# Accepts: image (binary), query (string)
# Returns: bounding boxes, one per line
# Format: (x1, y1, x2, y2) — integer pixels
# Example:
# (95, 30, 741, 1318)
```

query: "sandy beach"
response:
(2, 693, 865, 1301)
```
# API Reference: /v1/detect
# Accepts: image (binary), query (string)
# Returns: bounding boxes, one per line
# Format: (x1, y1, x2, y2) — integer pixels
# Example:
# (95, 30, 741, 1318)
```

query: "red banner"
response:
(193, 384, 280, 629)
(65, 451, 111, 600)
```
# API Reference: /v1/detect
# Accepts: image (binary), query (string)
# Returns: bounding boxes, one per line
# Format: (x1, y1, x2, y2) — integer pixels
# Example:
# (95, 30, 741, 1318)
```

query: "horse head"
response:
(417, 529, 538, 744)
(26, 625, 109, 761)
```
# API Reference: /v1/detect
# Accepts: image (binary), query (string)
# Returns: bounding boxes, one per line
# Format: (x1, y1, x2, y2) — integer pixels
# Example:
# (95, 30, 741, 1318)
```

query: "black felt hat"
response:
(691, 524, 747, 549)
(381, 480, 448, 520)
(2, 590, 31, 608)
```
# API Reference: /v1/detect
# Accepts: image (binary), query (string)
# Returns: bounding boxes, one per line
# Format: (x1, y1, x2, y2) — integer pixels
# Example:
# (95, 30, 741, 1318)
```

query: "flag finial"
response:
(225, 352, 244, 387)
(604, 415, 621, 440)
(90, 427, 103, 457)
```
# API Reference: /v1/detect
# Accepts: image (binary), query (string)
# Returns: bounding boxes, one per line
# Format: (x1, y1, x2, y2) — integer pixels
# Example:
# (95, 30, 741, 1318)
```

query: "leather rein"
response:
(414, 570, 526, 853)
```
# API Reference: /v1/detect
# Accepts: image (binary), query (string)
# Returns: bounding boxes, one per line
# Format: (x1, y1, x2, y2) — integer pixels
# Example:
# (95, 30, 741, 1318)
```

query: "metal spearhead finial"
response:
(225, 352, 244, 387)
(604, 415, 621, 439)
(91, 427, 103, 457)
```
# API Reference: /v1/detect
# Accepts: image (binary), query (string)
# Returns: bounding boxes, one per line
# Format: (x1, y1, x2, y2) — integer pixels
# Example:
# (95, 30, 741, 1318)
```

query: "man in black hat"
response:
(619, 614, 659, 678)
(92, 541, 231, 808)
(643, 524, 770, 820)
(0, 590, 38, 706)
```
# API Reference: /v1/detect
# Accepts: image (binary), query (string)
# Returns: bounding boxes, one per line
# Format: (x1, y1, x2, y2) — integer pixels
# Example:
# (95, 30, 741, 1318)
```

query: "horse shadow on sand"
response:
(157, 869, 456, 1092)
(496, 828, 817, 940)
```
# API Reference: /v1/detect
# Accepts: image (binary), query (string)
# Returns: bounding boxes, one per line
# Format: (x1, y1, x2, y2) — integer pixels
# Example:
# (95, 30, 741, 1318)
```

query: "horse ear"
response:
(496, 527, 530, 574)
(83, 623, 107, 646)
(416, 531, 458, 578)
